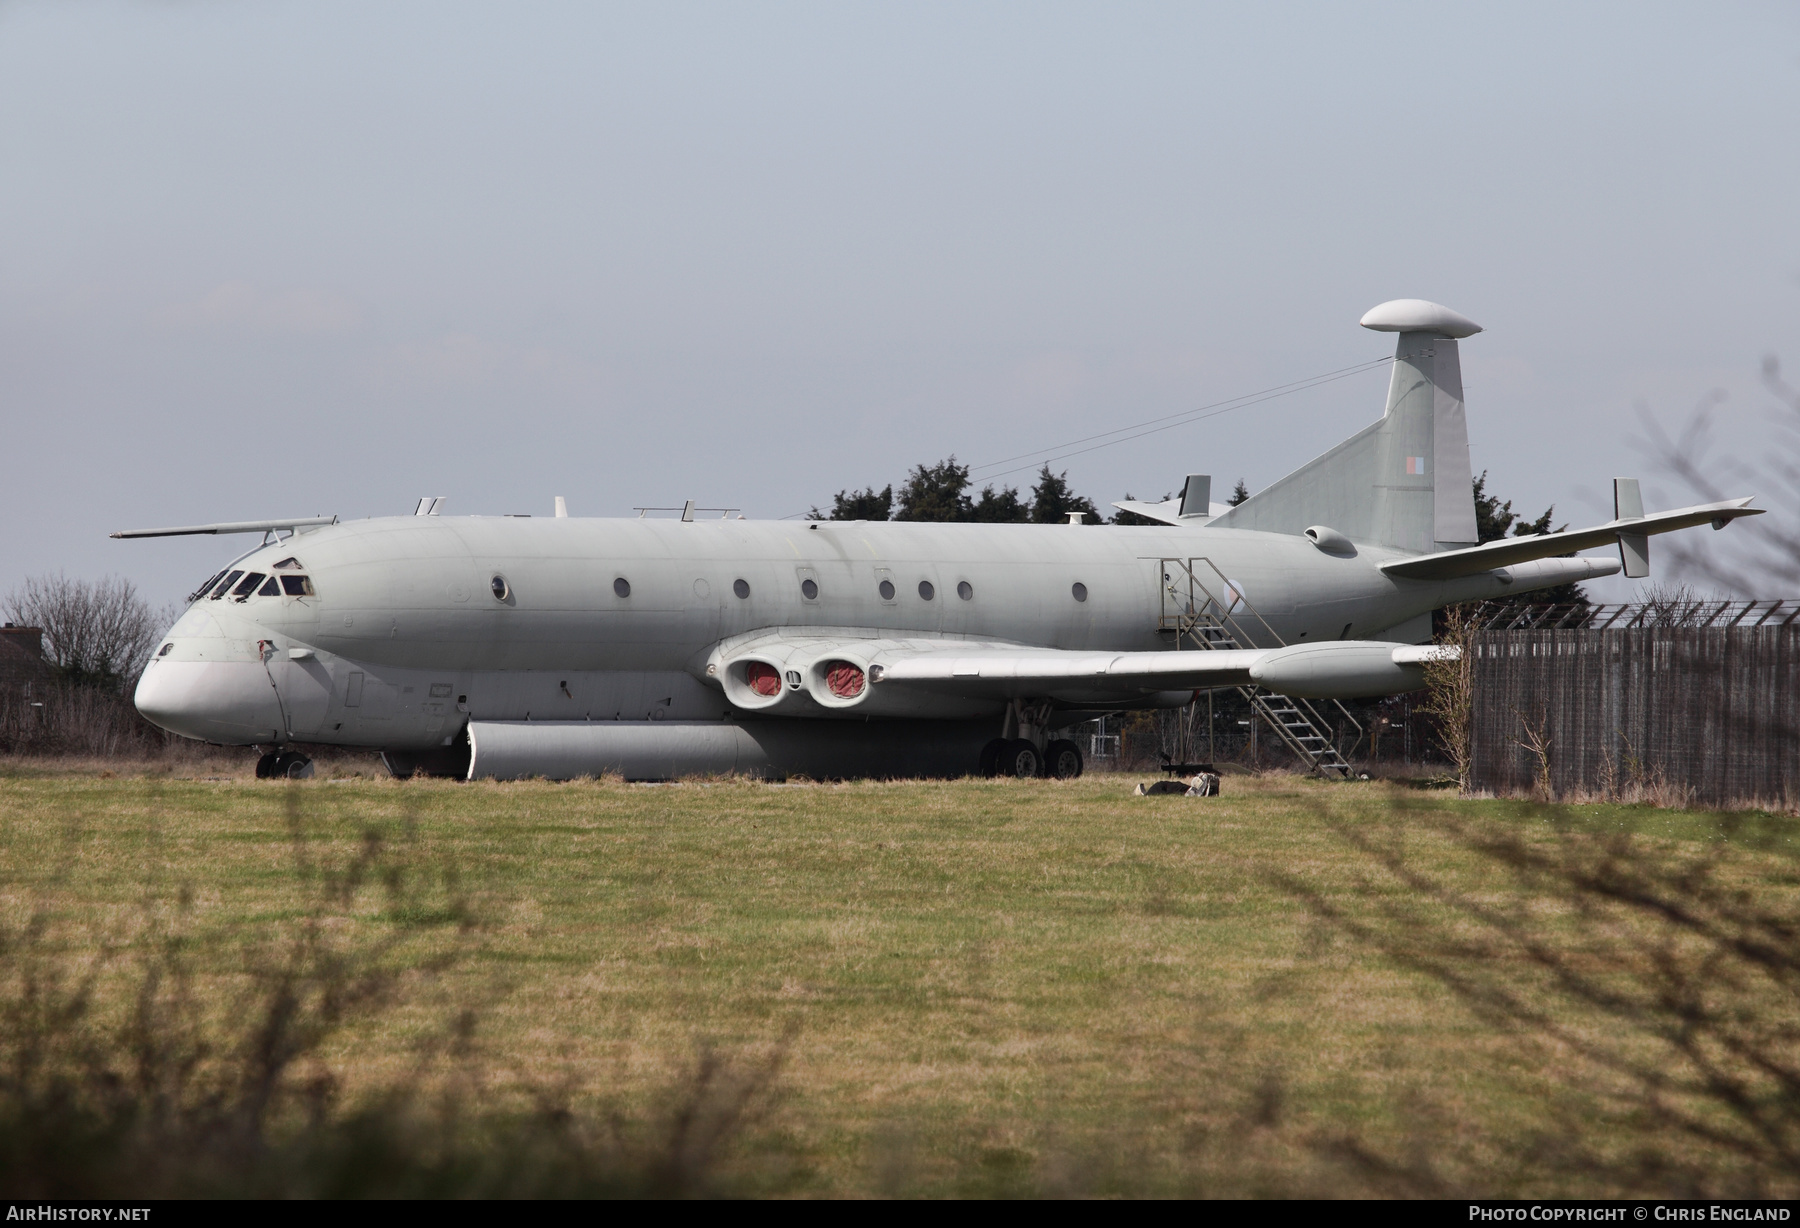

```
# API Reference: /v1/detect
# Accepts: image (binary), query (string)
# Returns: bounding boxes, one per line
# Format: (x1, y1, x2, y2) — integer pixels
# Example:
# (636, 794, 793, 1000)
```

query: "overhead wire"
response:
(778, 352, 1395, 517)
(967, 355, 1394, 482)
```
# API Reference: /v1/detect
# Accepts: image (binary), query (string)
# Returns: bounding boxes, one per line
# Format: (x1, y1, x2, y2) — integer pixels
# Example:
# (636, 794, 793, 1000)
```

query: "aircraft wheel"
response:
(978, 738, 1006, 778)
(1002, 739, 1042, 779)
(1046, 739, 1083, 780)
(254, 752, 278, 779)
(275, 752, 315, 780)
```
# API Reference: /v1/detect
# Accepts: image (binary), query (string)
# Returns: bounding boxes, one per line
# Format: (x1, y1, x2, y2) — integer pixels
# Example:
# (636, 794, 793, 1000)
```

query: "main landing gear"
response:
(1044, 738, 1084, 780)
(255, 749, 314, 779)
(981, 699, 1084, 779)
(979, 736, 1083, 779)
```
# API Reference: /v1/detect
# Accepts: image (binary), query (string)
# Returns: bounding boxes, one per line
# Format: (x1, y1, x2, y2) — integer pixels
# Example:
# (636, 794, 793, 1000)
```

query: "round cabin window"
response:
(490, 575, 509, 601)
(801, 578, 819, 600)
(878, 579, 895, 600)
(733, 578, 750, 599)
(918, 580, 935, 601)
(613, 577, 630, 598)
(957, 580, 973, 601)
(1072, 582, 1088, 602)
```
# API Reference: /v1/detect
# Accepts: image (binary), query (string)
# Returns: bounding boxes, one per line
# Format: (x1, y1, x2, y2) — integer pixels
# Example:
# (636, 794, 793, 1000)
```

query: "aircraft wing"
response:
(872, 643, 1266, 697)
(1379, 498, 1763, 581)
(707, 630, 1451, 709)
(111, 515, 338, 539)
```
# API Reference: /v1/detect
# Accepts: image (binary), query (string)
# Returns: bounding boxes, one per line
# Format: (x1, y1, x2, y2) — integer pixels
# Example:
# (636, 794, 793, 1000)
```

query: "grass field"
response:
(2, 758, 1797, 1197)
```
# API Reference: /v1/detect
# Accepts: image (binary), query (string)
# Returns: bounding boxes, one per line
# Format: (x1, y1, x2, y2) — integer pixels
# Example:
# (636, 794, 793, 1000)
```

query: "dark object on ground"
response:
(1135, 773, 1220, 797)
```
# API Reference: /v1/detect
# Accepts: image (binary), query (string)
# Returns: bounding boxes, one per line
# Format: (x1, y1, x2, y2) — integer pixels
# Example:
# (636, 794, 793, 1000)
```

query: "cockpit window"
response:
(209, 571, 245, 600)
(231, 573, 265, 601)
(258, 576, 281, 597)
(271, 557, 303, 570)
(280, 575, 316, 597)
(189, 570, 226, 603)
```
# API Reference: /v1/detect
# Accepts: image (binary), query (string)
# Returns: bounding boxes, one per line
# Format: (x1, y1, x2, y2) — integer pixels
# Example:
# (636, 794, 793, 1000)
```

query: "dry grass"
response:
(0, 761, 1795, 1196)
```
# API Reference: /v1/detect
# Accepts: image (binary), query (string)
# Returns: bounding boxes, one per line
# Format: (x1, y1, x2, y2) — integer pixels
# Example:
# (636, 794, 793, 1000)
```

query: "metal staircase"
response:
(1157, 557, 1360, 779)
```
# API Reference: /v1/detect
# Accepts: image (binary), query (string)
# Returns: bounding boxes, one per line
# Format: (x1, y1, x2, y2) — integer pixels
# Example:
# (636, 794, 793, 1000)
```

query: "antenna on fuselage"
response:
(413, 497, 446, 516)
(554, 496, 568, 518)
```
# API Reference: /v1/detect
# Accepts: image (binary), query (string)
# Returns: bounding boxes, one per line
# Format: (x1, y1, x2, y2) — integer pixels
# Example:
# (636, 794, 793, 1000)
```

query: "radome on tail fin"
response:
(1207, 299, 1482, 554)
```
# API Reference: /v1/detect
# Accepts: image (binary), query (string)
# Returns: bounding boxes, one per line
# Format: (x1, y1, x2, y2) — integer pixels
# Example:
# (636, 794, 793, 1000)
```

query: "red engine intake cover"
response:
(825, 660, 865, 698)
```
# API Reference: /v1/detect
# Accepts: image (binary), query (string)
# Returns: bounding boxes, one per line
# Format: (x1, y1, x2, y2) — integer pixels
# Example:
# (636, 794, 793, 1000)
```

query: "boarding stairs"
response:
(1157, 557, 1360, 779)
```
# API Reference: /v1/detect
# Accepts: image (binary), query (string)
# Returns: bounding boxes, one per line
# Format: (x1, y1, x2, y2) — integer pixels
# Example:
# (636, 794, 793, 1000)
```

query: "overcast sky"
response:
(2, 1, 1796, 610)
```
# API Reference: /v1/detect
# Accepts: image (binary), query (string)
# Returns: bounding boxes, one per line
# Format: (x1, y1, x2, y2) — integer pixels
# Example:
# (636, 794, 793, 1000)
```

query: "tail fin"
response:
(1208, 299, 1481, 553)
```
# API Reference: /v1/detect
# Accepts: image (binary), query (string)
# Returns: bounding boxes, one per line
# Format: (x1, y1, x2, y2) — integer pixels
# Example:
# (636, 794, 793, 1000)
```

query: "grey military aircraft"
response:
(123, 299, 1760, 781)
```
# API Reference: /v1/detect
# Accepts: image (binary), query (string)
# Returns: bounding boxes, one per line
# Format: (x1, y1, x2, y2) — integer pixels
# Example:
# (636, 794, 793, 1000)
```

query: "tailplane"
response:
(1208, 299, 1481, 553)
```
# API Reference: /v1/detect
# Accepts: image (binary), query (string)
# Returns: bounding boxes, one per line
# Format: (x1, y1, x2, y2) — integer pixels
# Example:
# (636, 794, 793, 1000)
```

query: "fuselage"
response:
(133, 513, 1579, 749)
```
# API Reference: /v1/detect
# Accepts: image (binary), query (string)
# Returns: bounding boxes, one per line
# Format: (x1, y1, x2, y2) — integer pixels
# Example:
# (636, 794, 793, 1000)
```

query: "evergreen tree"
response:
(1229, 479, 1250, 506)
(894, 457, 974, 522)
(810, 485, 893, 522)
(1028, 466, 1099, 524)
(1472, 470, 1523, 542)
(968, 484, 1030, 522)
(1470, 470, 1589, 607)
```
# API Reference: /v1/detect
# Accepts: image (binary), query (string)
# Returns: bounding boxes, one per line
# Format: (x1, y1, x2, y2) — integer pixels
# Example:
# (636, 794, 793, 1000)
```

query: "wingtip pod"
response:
(1360, 299, 1483, 338)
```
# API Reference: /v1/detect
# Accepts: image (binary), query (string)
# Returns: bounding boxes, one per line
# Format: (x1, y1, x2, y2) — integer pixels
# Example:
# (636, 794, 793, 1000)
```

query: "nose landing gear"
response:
(255, 750, 315, 780)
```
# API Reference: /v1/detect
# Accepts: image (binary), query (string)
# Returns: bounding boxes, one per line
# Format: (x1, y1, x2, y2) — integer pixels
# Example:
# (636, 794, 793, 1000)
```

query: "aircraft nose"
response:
(135, 658, 285, 745)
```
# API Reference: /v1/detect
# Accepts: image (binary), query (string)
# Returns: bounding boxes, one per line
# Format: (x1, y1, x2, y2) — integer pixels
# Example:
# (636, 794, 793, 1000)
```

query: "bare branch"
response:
(3, 573, 165, 691)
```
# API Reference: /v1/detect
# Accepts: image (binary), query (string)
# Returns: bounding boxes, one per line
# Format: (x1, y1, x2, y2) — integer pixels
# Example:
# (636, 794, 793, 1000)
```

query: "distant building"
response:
(0, 624, 55, 697)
